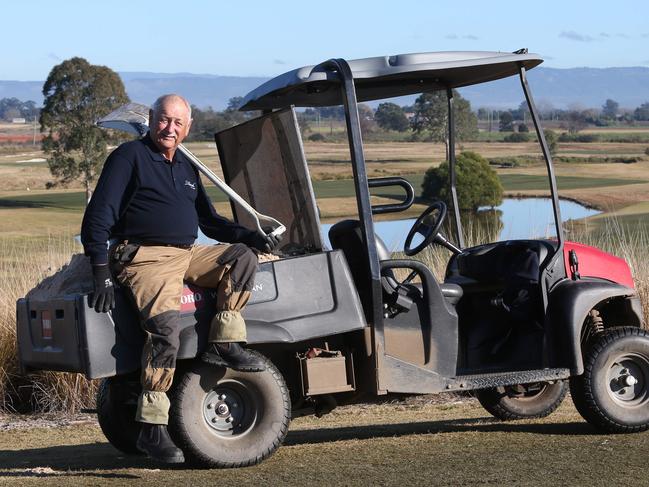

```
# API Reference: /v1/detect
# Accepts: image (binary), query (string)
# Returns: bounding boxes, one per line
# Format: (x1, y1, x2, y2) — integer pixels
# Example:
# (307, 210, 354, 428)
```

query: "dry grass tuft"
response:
(0, 236, 96, 413)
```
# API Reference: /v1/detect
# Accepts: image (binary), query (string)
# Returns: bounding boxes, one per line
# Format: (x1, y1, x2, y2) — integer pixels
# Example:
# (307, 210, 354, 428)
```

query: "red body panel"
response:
(179, 284, 215, 312)
(563, 241, 634, 288)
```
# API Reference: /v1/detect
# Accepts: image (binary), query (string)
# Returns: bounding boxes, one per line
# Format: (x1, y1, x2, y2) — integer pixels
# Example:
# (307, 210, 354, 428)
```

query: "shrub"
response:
(308, 133, 326, 142)
(543, 129, 558, 156)
(558, 133, 599, 143)
(422, 151, 503, 211)
(503, 132, 530, 142)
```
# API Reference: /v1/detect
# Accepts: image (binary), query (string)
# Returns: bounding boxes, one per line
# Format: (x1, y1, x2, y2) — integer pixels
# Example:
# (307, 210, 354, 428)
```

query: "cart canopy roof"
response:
(240, 50, 542, 110)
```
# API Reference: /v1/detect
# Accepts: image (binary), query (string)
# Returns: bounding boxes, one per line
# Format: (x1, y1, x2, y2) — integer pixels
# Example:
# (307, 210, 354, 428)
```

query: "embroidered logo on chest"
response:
(184, 180, 196, 190)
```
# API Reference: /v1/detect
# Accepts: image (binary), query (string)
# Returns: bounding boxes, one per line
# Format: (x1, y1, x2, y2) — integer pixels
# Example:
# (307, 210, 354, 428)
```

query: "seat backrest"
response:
(328, 220, 393, 319)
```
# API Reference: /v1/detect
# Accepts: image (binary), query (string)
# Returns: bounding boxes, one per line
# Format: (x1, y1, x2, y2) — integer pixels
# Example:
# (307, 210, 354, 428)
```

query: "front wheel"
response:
(169, 352, 291, 468)
(570, 327, 649, 433)
(476, 380, 568, 420)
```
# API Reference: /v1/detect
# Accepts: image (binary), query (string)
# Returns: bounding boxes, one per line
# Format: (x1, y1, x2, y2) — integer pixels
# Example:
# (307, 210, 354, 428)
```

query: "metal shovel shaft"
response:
(96, 103, 285, 238)
(177, 144, 285, 236)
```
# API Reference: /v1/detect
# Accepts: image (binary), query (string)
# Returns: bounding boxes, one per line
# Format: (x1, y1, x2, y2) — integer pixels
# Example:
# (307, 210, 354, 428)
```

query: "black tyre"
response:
(570, 327, 649, 433)
(169, 352, 291, 468)
(97, 377, 142, 455)
(476, 380, 568, 420)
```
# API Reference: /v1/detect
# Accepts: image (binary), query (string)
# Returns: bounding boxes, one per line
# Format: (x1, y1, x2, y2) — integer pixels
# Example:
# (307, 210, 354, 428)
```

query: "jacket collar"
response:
(142, 133, 184, 164)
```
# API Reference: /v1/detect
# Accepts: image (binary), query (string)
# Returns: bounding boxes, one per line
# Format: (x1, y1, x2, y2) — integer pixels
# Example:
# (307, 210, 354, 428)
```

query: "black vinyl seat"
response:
(328, 220, 462, 312)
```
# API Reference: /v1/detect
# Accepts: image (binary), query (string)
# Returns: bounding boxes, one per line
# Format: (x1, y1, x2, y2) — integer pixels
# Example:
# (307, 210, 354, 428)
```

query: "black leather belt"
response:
(126, 240, 193, 250)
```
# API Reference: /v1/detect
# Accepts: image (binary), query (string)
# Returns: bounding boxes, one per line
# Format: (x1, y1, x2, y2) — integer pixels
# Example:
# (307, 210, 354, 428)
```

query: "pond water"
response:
(321, 197, 600, 252)
(193, 197, 598, 251)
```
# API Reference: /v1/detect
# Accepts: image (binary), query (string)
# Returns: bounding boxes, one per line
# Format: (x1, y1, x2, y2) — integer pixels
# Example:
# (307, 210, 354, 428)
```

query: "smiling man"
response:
(81, 94, 280, 463)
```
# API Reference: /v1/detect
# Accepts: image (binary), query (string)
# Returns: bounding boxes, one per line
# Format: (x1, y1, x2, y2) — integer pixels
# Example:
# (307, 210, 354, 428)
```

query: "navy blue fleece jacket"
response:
(81, 134, 255, 265)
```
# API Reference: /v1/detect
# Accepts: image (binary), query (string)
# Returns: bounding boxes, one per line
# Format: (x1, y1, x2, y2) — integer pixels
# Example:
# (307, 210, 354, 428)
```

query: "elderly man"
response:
(81, 94, 279, 463)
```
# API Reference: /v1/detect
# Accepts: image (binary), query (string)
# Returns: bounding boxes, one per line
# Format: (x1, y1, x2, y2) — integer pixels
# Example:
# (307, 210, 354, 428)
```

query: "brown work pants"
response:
(113, 242, 258, 424)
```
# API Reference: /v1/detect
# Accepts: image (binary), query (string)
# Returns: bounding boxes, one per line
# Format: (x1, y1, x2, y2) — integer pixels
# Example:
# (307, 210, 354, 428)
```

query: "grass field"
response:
(0, 399, 648, 486)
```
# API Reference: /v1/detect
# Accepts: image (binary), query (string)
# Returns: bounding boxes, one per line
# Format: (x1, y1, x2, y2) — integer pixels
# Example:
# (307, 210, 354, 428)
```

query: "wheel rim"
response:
(202, 379, 259, 437)
(605, 353, 649, 407)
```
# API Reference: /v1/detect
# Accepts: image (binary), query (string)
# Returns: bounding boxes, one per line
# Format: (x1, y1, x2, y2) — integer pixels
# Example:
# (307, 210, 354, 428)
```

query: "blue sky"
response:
(3, 0, 649, 80)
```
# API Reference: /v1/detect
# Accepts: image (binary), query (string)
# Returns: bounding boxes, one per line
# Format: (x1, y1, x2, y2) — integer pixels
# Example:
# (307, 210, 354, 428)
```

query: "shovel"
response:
(96, 102, 286, 239)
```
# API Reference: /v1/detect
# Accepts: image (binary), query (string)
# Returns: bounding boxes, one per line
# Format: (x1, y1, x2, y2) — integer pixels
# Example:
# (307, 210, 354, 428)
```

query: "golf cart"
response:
(16, 50, 649, 468)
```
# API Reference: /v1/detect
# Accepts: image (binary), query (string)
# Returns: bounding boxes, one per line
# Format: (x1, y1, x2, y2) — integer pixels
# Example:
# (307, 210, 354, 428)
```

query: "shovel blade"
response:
(96, 102, 150, 136)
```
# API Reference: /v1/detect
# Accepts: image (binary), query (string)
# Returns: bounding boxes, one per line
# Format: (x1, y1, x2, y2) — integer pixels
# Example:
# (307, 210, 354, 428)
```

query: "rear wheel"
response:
(570, 327, 649, 433)
(97, 377, 142, 455)
(169, 352, 291, 468)
(476, 381, 568, 420)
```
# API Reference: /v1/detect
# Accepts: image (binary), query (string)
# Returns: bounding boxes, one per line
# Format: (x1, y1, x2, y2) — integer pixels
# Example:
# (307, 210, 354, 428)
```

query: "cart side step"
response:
(447, 368, 571, 391)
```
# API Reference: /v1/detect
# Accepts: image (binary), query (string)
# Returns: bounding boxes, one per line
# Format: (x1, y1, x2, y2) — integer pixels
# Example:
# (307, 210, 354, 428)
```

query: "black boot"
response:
(136, 423, 185, 464)
(201, 343, 266, 372)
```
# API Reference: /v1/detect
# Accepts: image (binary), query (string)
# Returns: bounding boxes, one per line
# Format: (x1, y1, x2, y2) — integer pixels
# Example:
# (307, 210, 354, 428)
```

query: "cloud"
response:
(273, 59, 286, 65)
(559, 31, 595, 42)
(445, 34, 478, 40)
(47, 52, 62, 61)
(599, 32, 610, 38)
(615, 33, 630, 39)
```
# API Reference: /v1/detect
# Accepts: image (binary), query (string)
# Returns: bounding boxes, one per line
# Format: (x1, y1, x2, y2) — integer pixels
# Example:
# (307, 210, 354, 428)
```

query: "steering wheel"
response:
(403, 201, 447, 256)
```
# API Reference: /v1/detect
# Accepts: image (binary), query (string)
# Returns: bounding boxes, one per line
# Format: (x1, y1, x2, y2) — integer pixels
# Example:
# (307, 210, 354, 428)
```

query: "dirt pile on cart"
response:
(26, 254, 93, 301)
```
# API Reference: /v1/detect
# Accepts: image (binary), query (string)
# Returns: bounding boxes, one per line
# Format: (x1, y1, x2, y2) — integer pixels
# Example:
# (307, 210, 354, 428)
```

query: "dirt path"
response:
(0, 398, 647, 486)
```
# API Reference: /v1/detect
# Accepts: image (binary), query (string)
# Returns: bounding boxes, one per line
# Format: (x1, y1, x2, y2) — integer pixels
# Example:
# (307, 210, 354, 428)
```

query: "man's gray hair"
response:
(151, 94, 192, 121)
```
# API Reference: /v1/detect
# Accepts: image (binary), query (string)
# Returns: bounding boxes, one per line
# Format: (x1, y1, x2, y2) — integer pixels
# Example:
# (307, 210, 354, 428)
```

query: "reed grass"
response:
(0, 235, 96, 413)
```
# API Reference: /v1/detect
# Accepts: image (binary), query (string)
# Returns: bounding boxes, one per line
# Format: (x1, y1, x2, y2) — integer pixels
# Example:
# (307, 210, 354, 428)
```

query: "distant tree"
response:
(3, 107, 21, 120)
(634, 102, 649, 121)
(517, 100, 530, 122)
(0, 98, 22, 121)
(226, 96, 244, 111)
(411, 90, 478, 156)
(0, 97, 39, 121)
(477, 107, 490, 120)
(412, 91, 447, 142)
(40, 57, 129, 204)
(374, 102, 409, 132)
(518, 123, 529, 132)
(318, 106, 345, 120)
(357, 103, 376, 134)
(186, 106, 234, 141)
(602, 99, 619, 119)
(562, 110, 588, 134)
(421, 151, 503, 211)
(454, 97, 479, 141)
(20, 100, 40, 121)
(499, 111, 514, 131)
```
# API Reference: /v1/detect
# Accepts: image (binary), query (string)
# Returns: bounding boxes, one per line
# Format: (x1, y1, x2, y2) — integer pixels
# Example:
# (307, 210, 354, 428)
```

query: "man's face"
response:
(149, 97, 192, 157)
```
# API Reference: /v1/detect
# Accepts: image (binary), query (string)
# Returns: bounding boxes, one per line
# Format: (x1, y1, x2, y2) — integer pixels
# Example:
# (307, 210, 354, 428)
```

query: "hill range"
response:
(1, 66, 648, 110)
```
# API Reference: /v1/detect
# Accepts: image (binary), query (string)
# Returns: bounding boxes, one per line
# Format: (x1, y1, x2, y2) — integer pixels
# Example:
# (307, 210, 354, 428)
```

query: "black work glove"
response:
(90, 264, 115, 313)
(247, 230, 282, 253)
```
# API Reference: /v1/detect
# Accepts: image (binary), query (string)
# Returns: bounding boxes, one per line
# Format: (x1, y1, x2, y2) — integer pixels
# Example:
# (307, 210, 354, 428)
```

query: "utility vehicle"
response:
(16, 50, 649, 468)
